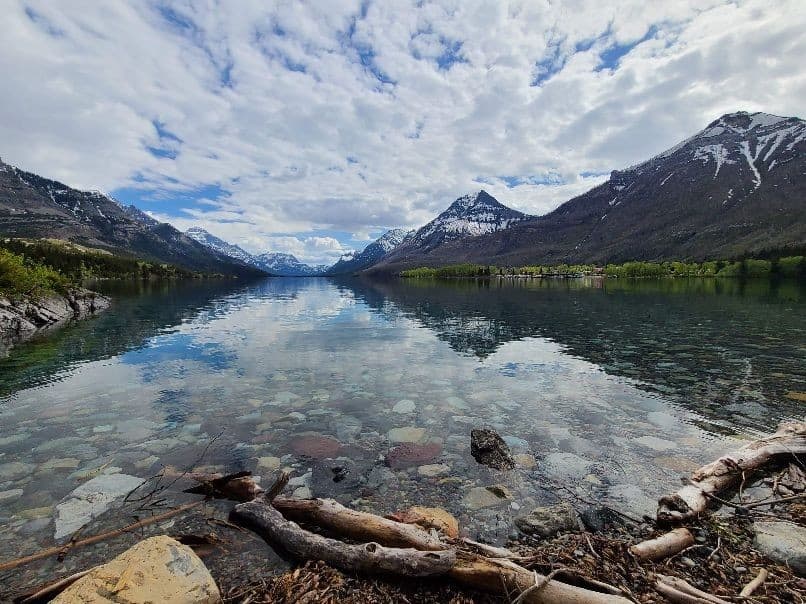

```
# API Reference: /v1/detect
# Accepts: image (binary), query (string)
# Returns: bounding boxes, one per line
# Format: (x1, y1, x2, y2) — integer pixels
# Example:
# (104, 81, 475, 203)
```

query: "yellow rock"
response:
(514, 453, 536, 469)
(390, 505, 460, 538)
(785, 391, 806, 402)
(52, 535, 221, 603)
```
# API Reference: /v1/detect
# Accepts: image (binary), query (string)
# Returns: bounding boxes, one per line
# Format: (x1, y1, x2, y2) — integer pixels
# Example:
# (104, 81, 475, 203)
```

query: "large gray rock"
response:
(470, 428, 515, 470)
(516, 502, 583, 538)
(52, 535, 221, 603)
(55, 473, 145, 539)
(753, 521, 806, 576)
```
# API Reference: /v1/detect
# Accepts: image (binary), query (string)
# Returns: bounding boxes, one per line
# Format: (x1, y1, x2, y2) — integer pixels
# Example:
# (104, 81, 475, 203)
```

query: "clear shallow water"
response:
(0, 276, 804, 587)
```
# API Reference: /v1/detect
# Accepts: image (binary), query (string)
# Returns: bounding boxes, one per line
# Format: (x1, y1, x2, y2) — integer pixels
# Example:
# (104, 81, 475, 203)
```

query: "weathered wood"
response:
(629, 528, 694, 561)
(450, 556, 631, 604)
(234, 499, 455, 576)
(739, 568, 768, 597)
(241, 498, 631, 604)
(657, 421, 806, 523)
(272, 496, 447, 551)
(654, 575, 731, 604)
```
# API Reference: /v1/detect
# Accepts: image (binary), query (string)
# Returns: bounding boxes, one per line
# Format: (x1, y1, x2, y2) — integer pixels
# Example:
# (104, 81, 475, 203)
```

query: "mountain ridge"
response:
(371, 111, 806, 272)
(0, 159, 264, 276)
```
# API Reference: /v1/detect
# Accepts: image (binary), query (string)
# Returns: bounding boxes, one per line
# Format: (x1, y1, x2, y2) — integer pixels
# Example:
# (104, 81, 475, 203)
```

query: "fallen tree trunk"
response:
(450, 556, 630, 604)
(234, 498, 631, 604)
(629, 528, 694, 561)
(234, 499, 455, 576)
(657, 421, 806, 523)
(272, 496, 447, 551)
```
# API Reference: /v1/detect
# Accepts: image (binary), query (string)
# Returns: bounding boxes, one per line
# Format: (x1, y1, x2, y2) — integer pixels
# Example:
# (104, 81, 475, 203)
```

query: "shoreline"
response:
(0, 288, 110, 356)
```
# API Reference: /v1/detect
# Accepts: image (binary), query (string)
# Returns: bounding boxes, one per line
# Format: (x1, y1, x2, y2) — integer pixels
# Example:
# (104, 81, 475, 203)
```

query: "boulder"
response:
(470, 428, 515, 470)
(52, 535, 221, 603)
(515, 502, 583, 538)
(753, 521, 806, 576)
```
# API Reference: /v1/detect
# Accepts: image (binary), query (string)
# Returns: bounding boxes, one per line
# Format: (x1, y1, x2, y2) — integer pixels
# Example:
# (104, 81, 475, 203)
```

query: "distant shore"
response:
(399, 256, 806, 280)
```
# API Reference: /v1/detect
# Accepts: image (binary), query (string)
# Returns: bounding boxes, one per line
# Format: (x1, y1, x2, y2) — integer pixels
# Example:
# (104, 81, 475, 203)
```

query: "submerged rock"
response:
(387, 426, 426, 443)
(462, 485, 511, 510)
(54, 473, 145, 539)
(470, 428, 515, 470)
(289, 433, 342, 459)
(52, 535, 221, 603)
(386, 441, 442, 469)
(515, 502, 583, 538)
(753, 521, 806, 575)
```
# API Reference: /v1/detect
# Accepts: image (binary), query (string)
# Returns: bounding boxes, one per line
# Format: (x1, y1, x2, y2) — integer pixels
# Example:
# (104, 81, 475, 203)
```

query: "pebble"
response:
(681, 557, 696, 568)
(387, 427, 426, 443)
(417, 463, 450, 477)
(0, 488, 23, 502)
(392, 400, 416, 414)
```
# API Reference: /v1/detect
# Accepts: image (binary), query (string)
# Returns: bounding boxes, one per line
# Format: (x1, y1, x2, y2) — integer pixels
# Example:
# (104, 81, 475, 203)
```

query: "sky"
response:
(1, 1, 805, 264)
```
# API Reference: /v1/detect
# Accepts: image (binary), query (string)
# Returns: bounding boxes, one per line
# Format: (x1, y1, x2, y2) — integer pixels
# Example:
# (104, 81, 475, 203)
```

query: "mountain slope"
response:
(373, 111, 806, 272)
(186, 227, 262, 269)
(327, 228, 412, 275)
(0, 159, 265, 275)
(379, 190, 530, 267)
(255, 252, 325, 276)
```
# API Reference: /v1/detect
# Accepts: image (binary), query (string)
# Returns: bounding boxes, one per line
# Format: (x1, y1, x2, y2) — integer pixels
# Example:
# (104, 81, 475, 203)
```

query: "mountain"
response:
(327, 228, 412, 275)
(186, 227, 261, 269)
(377, 191, 530, 268)
(0, 158, 265, 276)
(372, 111, 806, 272)
(255, 252, 326, 276)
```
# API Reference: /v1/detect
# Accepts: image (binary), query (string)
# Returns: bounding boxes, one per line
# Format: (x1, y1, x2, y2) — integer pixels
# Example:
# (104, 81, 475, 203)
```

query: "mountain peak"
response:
(707, 111, 790, 133)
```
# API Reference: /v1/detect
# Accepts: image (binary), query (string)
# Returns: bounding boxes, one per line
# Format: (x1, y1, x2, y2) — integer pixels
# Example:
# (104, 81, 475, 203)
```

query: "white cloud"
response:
(1, 0, 804, 258)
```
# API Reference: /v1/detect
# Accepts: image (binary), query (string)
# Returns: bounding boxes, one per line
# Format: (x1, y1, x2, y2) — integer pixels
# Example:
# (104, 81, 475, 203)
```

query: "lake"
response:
(0, 276, 804, 590)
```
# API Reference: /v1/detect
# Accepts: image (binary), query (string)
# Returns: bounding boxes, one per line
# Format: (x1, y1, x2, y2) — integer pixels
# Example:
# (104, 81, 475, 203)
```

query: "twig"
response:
(266, 470, 290, 502)
(739, 568, 768, 598)
(16, 568, 94, 603)
(706, 536, 721, 561)
(0, 501, 202, 572)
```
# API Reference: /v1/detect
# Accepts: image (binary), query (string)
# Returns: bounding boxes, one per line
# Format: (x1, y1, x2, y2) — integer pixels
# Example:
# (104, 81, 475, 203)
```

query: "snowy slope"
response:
(327, 228, 412, 274)
(254, 252, 326, 276)
(185, 227, 259, 267)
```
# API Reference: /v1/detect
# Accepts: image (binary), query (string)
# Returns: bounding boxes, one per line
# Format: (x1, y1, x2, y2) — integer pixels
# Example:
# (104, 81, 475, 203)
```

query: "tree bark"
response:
(234, 499, 455, 576)
(629, 528, 694, 561)
(234, 498, 632, 604)
(272, 496, 447, 551)
(657, 421, 806, 523)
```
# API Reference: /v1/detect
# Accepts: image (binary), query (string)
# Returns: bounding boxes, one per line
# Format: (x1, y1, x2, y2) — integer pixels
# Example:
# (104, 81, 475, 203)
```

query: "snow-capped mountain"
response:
(186, 227, 259, 268)
(327, 228, 412, 275)
(375, 191, 531, 269)
(0, 157, 262, 275)
(411, 190, 530, 251)
(373, 111, 806, 272)
(255, 252, 326, 276)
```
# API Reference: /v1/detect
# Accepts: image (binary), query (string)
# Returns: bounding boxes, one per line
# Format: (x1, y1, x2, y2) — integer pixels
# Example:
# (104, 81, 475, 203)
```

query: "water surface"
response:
(0, 276, 803, 589)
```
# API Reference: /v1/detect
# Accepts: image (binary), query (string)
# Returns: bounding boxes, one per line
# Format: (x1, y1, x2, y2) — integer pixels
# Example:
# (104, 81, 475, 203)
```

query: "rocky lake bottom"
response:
(0, 276, 803, 593)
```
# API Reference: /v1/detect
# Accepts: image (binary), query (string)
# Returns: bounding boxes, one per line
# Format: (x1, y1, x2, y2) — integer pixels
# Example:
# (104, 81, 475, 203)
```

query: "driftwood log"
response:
(272, 497, 446, 551)
(234, 498, 631, 604)
(235, 500, 456, 576)
(657, 421, 806, 523)
(629, 528, 694, 561)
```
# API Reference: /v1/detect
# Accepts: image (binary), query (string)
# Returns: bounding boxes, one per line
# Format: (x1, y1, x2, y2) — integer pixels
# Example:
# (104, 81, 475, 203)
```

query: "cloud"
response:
(1, 0, 804, 257)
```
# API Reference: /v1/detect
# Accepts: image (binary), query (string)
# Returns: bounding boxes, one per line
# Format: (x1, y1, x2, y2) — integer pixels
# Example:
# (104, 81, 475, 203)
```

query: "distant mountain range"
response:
(0, 158, 264, 276)
(326, 229, 411, 275)
(2, 110, 802, 277)
(371, 110, 806, 273)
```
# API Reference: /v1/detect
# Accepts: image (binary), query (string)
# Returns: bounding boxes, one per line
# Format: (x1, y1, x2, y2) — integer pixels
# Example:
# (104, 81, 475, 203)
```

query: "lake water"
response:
(0, 276, 804, 591)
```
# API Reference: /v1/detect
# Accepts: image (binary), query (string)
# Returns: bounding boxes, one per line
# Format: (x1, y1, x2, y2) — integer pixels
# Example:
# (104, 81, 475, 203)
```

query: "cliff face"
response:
(0, 288, 110, 356)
